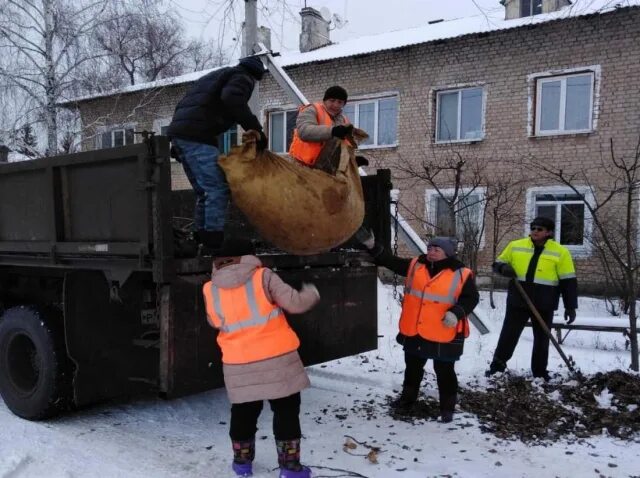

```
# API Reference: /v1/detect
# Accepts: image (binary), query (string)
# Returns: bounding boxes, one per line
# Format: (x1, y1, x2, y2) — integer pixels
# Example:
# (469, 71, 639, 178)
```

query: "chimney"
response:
(0, 145, 9, 163)
(502, 0, 571, 20)
(299, 7, 331, 52)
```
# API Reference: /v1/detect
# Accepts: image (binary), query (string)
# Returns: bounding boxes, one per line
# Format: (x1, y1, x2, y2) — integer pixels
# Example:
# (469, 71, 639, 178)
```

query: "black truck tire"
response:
(0, 307, 70, 420)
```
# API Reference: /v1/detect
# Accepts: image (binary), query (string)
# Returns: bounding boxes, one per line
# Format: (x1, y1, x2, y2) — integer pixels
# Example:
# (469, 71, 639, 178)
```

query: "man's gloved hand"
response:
(331, 124, 354, 139)
(442, 311, 458, 328)
(564, 309, 576, 324)
(500, 264, 517, 279)
(301, 282, 320, 299)
(256, 131, 268, 152)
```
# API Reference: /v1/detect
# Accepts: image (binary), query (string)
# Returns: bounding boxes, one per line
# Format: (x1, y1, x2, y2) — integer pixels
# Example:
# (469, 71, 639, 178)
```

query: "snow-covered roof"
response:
(60, 0, 640, 105)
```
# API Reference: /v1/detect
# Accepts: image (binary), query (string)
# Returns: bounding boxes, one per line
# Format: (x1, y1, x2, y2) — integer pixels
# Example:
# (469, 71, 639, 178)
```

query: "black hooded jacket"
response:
(167, 65, 262, 146)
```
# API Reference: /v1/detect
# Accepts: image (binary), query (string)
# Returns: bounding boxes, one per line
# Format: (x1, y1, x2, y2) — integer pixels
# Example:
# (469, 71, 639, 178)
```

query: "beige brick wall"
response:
(75, 7, 640, 288)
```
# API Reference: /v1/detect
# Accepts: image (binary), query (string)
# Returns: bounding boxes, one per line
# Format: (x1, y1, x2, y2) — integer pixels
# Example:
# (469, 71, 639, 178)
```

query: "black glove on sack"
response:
(256, 131, 268, 152)
(500, 264, 517, 278)
(564, 309, 576, 324)
(331, 124, 354, 139)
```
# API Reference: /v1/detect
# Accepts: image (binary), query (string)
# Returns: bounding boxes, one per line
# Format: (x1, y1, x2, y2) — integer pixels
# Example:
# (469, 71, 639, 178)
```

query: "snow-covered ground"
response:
(1, 283, 639, 478)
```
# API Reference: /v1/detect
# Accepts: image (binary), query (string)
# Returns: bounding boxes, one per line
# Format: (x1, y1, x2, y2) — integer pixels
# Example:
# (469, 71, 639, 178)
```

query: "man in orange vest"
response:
(202, 239, 320, 478)
(288, 85, 354, 173)
(364, 235, 479, 422)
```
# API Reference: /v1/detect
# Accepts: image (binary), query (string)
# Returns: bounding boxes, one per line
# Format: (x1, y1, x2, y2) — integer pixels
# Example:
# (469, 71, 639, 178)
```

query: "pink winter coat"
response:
(209, 255, 320, 403)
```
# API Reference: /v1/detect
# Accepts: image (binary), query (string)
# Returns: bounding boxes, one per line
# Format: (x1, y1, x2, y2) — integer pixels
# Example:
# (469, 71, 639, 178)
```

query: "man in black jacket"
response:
(168, 56, 268, 253)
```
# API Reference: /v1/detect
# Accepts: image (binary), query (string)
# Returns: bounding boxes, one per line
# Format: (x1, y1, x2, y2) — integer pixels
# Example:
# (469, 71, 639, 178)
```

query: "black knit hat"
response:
(219, 238, 256, 257)
(238, 56, 266, 80)
(323, 85, 348, 102)
(530, 216, 555, 231)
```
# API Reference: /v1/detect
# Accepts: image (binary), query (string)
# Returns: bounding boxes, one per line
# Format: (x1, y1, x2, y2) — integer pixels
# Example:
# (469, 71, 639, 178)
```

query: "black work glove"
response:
(564, 309, 576, 324)
(331, 124, 354, 139)
(500, 264, 517, 278)
(256, 131, 268, 152)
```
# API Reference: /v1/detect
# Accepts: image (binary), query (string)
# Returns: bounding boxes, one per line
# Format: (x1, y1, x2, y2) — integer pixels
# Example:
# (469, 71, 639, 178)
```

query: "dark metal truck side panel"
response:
(0, 138, 391, 413)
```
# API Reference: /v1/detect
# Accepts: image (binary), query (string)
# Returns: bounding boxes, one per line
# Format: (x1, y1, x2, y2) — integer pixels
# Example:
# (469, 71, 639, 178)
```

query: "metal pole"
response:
(512, 279, 577, 374)
(244, 0, 260, 116)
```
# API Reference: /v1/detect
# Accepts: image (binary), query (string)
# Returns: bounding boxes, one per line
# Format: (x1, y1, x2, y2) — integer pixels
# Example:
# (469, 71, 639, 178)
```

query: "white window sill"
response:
(531, 130, 594, 139)
(358, 143, 398, 150)
(565, 245, 592, 258)
(434, 137, 484, 145)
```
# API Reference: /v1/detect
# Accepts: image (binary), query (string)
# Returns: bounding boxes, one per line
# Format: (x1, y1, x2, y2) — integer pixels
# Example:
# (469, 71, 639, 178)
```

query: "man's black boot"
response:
(198, 230, 224, 256)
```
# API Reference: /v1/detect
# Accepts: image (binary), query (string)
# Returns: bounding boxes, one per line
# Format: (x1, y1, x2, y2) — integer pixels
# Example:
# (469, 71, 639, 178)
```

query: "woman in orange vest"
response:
(202, 239, 320, 478)
(365, 235, 479, 422)
(288, 85, 354, 172)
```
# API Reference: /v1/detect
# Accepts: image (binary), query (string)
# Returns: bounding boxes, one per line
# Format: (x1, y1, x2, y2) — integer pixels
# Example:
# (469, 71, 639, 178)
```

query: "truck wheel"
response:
(0, 307, 69, 420)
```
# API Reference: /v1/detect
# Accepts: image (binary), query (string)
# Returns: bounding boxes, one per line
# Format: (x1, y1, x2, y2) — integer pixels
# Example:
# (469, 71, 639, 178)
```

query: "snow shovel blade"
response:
(469, 312, 490, 335)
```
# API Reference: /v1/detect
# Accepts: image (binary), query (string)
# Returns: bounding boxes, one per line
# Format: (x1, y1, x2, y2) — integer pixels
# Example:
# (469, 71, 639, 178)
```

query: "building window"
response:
(100, 127, 135, 149)
(521, 0, 542, 17)
(527, 186, 593, 254)
(153, 118, 171, 137)
(217, 127, 238, 154)
(435, 87, 484, 143)
(342, 96, 398, 148)
(425, 188, 486, 245)
(535, 72, 594, 135)
(268, 110, 298, 153)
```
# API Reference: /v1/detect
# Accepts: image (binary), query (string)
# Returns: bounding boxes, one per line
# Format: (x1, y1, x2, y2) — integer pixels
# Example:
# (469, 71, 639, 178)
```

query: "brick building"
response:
(61, 0, 640, 288)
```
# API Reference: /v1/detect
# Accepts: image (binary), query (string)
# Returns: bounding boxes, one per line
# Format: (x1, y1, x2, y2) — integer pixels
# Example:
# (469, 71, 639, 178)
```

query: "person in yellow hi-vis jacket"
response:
(486, 216, 578, 381)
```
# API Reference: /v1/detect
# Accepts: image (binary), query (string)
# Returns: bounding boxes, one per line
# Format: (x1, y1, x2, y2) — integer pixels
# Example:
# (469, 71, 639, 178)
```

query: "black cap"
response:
(530, 216, 555, 231)
(238, 56, 266, 80)
(323, 85, 348, 102)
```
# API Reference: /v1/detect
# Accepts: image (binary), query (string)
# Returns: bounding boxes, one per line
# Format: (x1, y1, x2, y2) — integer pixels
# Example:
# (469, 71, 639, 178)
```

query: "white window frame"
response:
(521, 0, 542, 17)
(96, 123, 137, 149)
(434, 86, 486, 144)
(342, 95, 399, 149)
(525, 185, 594, 257)
(424, 187, 487, 248)
(267, 108, 297, 154)
(152, 117, 171, 136)
(528, 66, 601, 137)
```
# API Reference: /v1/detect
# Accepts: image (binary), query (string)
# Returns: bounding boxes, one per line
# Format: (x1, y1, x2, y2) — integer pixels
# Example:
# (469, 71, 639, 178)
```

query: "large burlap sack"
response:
(218, 131, 365, 255)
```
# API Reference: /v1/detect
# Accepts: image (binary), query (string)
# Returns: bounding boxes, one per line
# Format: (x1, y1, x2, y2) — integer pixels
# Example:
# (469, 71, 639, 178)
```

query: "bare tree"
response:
(392, 148, 487, 274)
(485, 172, 525, 308)
(92, 0, 229, 86)
(525, 138, 640, 371)
(0, 0, 108, 154)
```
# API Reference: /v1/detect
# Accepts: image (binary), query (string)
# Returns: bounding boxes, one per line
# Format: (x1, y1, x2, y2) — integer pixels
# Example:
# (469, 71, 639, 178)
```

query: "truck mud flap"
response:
(63, 271, 157, 406)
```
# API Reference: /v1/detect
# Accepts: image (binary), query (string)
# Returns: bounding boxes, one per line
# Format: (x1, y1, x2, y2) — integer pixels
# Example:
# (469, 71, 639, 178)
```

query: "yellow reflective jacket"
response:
(495, 237, 578, 311)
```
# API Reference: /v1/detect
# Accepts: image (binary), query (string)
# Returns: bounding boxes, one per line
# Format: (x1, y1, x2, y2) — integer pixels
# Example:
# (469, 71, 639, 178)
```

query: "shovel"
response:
(512, 279, 578, 376)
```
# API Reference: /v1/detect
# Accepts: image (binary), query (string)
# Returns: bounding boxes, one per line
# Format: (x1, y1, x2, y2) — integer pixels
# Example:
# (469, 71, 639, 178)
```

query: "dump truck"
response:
(0, 136, 391, 420)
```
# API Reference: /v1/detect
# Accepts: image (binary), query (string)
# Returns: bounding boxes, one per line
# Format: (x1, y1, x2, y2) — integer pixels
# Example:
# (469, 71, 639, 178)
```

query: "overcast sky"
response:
(171, 0, 501, 57)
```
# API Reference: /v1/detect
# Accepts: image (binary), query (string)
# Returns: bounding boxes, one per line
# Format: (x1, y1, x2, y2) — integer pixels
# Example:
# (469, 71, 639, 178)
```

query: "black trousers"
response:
(492, 305, 554, 376)
(403, 352, 458, 397)
(229, 392, 301, 442)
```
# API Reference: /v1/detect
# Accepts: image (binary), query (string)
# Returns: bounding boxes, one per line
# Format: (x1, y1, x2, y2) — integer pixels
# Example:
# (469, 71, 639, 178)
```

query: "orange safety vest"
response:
(399, 258, 472, 343)
(202, 267, 300, 364)
(288, 102, 349, 166)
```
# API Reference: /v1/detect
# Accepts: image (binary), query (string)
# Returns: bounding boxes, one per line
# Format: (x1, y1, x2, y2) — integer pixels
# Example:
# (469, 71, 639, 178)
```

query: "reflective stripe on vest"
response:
(404, 262, 463, 305)
(209, 279, 284, 333)
(202, 267, 300, 364)
(399, 258, 472, 343)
